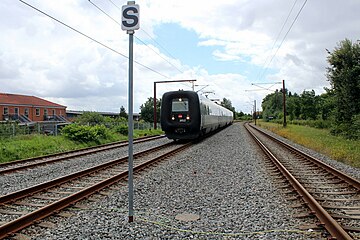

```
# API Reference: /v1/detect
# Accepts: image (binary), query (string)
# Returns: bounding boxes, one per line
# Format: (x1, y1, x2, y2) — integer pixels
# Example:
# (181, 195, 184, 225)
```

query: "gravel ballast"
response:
(24, 122, 327, 239)
(0, 137, 171, 196)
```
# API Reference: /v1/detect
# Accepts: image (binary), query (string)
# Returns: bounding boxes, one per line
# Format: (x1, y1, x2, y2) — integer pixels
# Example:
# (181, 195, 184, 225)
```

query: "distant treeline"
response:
(261, 38, 360, 140)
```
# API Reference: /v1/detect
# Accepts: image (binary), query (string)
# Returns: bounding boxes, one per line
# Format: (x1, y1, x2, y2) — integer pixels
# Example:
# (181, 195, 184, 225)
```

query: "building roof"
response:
(0, 93, 66, 108)
(66, 110, 140, 117)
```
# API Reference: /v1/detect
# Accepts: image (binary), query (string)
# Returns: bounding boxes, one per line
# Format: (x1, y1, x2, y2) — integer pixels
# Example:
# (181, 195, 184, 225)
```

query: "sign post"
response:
(122, 1, 139, 223)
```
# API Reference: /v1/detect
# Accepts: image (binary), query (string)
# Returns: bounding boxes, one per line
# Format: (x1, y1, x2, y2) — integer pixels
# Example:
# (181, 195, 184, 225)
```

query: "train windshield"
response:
(172, 98, 189, 112)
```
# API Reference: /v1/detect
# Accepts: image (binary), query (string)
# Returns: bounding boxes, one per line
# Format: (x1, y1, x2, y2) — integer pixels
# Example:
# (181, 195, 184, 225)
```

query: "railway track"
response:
(0, 141, 192, 239)
(0, 135, 165, 174)
(245, 123, 360, 239)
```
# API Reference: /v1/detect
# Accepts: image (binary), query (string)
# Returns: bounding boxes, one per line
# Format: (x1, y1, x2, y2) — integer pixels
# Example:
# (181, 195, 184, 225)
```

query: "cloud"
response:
(1, 0, 359, 114)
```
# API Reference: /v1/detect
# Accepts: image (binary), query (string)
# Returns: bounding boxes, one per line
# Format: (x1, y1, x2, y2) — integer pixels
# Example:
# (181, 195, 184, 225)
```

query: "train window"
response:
(172, 98, 189, 112)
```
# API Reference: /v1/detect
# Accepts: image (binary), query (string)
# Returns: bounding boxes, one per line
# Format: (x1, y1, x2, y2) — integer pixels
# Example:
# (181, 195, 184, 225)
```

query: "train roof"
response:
(162, 90, 233, 115)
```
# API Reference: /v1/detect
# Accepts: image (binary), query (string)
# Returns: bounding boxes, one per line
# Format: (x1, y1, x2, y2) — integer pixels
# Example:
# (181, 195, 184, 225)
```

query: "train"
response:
(160, 90, 234, 140)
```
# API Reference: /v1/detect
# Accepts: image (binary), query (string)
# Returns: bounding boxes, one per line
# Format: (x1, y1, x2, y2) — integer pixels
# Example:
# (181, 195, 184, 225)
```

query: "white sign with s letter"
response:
(121, 3, 139, 31)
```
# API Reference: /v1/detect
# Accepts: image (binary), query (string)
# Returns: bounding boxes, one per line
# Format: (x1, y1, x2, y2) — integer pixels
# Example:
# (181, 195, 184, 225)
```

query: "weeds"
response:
(257, 121, 360, 168)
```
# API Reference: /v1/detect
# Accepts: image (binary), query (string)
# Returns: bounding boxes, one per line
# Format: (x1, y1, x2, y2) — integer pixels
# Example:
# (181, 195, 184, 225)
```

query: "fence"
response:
(0, 121, 157, 138)
(0, 122, 69, 137)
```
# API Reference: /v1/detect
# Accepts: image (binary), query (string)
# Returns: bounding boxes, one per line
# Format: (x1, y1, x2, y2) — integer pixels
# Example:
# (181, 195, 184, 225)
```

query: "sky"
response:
(1, 0, 359, 114)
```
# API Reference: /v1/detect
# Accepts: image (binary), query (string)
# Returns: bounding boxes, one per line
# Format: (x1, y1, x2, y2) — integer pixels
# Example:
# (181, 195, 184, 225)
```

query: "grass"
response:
(257, 121, 360, 168)
(0, 128, 164, 164)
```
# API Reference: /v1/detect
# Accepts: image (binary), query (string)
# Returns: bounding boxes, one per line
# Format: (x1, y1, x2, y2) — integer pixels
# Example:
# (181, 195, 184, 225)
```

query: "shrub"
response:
(61, 124, 110, 143)
(330, 115, 360, 140)
(114, 124, 128, 135)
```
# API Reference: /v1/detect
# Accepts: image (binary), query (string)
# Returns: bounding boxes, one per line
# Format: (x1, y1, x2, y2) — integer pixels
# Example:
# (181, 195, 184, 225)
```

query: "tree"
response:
(76, 112, 105, 126)
(287, 93, 301, 121)
(299, 90, 318, 120)
(140, 97, 161, 123)
(261, 90, 283, 120)
(119, 106, 128, 119)
(327, 39, 360, 138)
(220, 98, 236, 118)
(318, 89, 336, 121)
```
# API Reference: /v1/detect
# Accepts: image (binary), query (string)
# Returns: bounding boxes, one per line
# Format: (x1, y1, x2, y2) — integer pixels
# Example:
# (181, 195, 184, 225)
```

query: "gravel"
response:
(0, 137, 172, 196)
(25, 123, 325, 239)
(252, 124, 360, 181)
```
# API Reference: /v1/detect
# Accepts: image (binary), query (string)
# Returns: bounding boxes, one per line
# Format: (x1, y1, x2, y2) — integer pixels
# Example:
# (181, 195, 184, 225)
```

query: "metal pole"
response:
(152, 79, 196, 130)
(254, 100, 257, 125)
(282, 79, 287, 127)
(153, 82, 157, 129)
(127, 31, 134, 223)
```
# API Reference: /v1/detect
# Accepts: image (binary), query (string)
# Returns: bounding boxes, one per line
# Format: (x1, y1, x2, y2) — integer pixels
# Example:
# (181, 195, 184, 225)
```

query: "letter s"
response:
(122, 7, 138, 28)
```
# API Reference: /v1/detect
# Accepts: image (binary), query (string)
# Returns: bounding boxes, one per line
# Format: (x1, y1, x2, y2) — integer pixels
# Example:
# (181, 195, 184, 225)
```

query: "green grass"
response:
(0, 128, 164, 164)
(257, 121, 360, 168)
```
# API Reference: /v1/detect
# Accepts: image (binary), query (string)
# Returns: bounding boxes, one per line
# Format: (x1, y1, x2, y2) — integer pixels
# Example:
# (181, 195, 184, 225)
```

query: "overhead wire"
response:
(140, 28, 180, 64)
(104, 0, 185, 74)
(258, 0, 308, 82)
(18, 0, 171, 79)
(89, 0, 184, 75)
(107, 0, 175, 58)
(256, 0, 298, 82)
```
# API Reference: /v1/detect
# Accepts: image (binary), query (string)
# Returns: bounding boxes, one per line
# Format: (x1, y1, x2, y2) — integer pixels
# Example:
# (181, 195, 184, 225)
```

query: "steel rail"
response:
(0, 142, 192, 239)
(245, 123, 352, 240)
(249, 124, 360, 190)
(0, 135, 165, 175)
(0, 142, 174, 205)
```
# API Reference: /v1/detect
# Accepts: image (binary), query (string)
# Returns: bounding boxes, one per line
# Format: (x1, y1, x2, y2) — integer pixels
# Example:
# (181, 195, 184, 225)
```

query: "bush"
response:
(61, 124, 111, 143)
(114, 124, 128, 135)
(75, 112, 106, 126)
(330, 115, 360, 140)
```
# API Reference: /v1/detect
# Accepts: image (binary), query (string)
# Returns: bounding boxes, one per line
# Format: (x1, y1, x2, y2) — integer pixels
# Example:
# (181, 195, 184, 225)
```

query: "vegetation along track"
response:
(0, 135, 165, 174)
(0, 141, 192, 239)
(245, 123, 360, 240)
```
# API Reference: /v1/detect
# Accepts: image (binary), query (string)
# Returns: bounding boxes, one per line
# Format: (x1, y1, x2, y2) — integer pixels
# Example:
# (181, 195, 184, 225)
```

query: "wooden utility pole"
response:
(282, 79, 287, 127)
(254, 100, 257, 125)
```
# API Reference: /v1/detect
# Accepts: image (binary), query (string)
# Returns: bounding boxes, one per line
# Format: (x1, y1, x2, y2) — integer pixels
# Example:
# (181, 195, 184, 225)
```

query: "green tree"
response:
(140, 97, 161, 123)
(318, 89, 336, 121)
(76, 112, 105, 126)
(119, 106, 128, 119)
(299, 90, 318, 120)
(220, 98, 236, 118)
(327, 38, 360, 138)
(287, 92, 301, 121)
(261, 90, 283, 120)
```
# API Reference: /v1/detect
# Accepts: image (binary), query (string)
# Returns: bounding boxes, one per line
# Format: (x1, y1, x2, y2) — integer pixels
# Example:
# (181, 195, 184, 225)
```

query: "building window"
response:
(3, 107, 9, 115)
(52, 109, 56, 116)
(44, 109, 48, 116)
(25, 108, 29, 117)
(14, 108, 19, 116)
(36, 108, 40, 116)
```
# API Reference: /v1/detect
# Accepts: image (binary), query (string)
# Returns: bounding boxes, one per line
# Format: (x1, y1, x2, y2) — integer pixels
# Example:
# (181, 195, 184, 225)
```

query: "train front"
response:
(160, 91, 201, 140)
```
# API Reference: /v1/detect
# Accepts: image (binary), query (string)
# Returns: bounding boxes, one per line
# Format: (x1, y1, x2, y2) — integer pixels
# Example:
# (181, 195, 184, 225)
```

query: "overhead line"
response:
(258, 0, 308, 82)
(140, 28, 180, 62)
(257, 0, 298, 81)
(89, 0, 184, 74)
(105, 0, 185, 73)
(19, 0, 171, 79)
(89, 0, 121, 26)
(134, 36, 185, 74)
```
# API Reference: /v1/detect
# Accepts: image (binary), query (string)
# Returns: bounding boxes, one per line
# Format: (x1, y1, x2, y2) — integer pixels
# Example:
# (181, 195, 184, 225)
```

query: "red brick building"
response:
(0, 93, 67, 123)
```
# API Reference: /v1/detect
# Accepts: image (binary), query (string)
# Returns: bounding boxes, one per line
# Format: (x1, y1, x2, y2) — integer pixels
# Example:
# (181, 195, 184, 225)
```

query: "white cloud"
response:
(0, 0, 359, 114)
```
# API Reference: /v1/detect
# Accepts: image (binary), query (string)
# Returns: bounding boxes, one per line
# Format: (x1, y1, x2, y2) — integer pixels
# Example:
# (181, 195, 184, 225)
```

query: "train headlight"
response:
(171, 116, 175, 120)
(186, 115, 190, 120)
